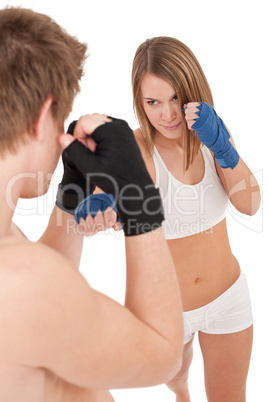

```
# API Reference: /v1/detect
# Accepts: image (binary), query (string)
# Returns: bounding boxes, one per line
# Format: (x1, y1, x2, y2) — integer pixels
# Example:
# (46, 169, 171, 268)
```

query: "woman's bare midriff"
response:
(167, 218, 240, 311)
(133, 130, 240, 312)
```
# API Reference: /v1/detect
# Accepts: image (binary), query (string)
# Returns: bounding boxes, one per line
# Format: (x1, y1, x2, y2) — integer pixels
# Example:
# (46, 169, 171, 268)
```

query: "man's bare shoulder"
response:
(0, 236, 82, 311)
(0, 235, 73, 274)
(0, 235, 32, 274)
(0, 236, 85, 318)
(4, 232, 92, 295)
(8, 221, 27, 239)
(0, 236, 92, 364)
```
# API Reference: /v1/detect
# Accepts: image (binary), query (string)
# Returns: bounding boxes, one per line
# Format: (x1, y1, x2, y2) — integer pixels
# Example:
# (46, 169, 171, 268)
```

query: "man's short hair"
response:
(0, 7, 87, 156)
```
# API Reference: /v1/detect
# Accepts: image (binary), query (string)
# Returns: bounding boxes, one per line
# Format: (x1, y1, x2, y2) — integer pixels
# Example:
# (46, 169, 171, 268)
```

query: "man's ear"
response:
(31, 97, 53, 140)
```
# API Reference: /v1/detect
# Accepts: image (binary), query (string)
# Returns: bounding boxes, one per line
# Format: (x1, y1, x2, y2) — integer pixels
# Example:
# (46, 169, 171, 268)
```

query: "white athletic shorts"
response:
(183, 271, 253, 344)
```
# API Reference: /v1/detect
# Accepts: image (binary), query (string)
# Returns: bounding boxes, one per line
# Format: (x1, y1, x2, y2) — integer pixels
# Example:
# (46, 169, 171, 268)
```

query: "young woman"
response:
(129, 36, 260, 401)
(75, 37, 260, 401)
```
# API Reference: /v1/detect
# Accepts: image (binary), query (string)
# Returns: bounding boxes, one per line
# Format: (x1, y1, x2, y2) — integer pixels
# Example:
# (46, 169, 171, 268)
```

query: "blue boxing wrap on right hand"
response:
(191, 103, 239, 169)
(75, 193, 121, 224)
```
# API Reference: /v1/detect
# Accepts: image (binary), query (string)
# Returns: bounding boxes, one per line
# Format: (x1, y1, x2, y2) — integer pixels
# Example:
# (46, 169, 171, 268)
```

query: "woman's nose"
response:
(161, 104, 176, 122)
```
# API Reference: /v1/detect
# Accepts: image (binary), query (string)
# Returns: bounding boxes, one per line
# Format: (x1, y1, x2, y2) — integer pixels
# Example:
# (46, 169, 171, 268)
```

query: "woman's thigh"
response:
(198, 325, 253, 402)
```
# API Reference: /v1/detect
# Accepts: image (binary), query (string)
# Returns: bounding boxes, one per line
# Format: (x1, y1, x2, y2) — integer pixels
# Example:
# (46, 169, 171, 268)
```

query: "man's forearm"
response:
(125, 228, 183, 353)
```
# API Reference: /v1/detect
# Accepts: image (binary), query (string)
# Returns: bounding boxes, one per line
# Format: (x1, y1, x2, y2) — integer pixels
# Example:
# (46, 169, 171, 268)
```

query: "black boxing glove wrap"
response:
(56, 121, 96, 214)
(63, 118, 164, 236)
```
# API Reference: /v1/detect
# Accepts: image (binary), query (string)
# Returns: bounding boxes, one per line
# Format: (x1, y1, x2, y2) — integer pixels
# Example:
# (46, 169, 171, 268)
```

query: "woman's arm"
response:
(215, 133, 261, 216)
(184, 102, 261, 216)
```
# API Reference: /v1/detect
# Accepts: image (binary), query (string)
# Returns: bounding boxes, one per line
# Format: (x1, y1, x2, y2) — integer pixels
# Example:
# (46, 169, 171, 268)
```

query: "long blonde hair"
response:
(132, 36, 214, 170)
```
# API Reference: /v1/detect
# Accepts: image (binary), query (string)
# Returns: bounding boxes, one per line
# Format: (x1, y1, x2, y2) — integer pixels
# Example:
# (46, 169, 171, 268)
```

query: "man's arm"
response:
(6, 232, 183, 389)
(10, 207, 84, 269)
(38, 115, 112, 269)
(38, 206, 84, 269)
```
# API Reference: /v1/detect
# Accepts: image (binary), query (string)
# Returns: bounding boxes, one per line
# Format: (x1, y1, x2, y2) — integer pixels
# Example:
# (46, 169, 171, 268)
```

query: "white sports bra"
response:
(152, 145, 229, 239)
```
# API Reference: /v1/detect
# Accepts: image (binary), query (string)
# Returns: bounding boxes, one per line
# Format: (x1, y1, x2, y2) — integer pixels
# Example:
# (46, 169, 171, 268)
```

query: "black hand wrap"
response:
(56, 121, 96, 214)
(63, 118, 164, 236)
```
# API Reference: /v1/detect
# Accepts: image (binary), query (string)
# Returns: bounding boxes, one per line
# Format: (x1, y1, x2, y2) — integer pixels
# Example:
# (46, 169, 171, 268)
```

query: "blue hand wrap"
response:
(75, 193, 120, 224)
(191, 103, 239, 169)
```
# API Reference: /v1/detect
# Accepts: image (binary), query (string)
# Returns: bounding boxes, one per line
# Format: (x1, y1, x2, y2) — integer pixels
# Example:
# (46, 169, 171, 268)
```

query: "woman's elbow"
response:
(250, 190, 262, 216)
(231, 191, 261, 216)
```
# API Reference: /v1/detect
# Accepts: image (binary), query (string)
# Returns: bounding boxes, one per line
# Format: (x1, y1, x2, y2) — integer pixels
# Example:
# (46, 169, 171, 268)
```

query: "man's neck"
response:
(0, 149, 28, 237)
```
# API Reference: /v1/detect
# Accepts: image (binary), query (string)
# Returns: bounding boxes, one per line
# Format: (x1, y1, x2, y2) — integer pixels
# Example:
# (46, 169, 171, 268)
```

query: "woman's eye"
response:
(147, 100, 158, 105)
(173, 95, 179, 102)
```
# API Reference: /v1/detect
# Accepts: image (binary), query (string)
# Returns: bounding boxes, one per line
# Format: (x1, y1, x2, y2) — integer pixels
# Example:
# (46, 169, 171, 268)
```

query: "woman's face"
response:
(140, 73, 185, 140)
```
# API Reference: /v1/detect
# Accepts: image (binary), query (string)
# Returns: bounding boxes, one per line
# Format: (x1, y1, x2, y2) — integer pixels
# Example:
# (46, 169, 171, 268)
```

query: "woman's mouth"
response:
(161, 122, 181, 131)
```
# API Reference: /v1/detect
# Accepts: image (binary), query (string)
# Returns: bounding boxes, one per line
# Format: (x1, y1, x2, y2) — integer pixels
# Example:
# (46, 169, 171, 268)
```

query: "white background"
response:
(2, 0, 267, 400)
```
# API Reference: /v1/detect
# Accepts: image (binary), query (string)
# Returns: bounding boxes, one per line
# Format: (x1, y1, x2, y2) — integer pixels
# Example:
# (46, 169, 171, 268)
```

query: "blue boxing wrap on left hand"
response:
(191, 103, 239, 169)
(75, 193, 121, 224)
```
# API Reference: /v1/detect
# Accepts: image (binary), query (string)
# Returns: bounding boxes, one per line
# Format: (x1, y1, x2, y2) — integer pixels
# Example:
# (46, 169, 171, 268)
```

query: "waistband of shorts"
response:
(183, 270, 246, 318)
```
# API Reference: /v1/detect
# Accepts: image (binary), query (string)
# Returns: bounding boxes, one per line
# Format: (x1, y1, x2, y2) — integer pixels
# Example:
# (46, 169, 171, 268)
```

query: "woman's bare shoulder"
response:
(134, 128, 146, 146)
(133, 128, 156, 182)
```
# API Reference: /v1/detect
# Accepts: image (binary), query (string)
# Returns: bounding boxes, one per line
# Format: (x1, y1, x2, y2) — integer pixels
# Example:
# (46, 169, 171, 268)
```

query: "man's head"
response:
(0, 7, 87, 157)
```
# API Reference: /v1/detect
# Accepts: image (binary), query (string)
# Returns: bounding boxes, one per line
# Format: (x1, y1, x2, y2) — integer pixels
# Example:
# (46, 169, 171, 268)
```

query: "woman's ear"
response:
(31, 97, 53, 140)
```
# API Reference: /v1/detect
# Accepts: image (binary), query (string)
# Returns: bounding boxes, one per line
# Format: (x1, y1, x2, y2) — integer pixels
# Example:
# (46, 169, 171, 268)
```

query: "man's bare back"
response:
(0, 234, 115, 402)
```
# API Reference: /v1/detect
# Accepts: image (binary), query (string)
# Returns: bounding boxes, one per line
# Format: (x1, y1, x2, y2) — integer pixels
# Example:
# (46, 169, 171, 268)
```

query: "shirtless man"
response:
(0, 7, 183, 402)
